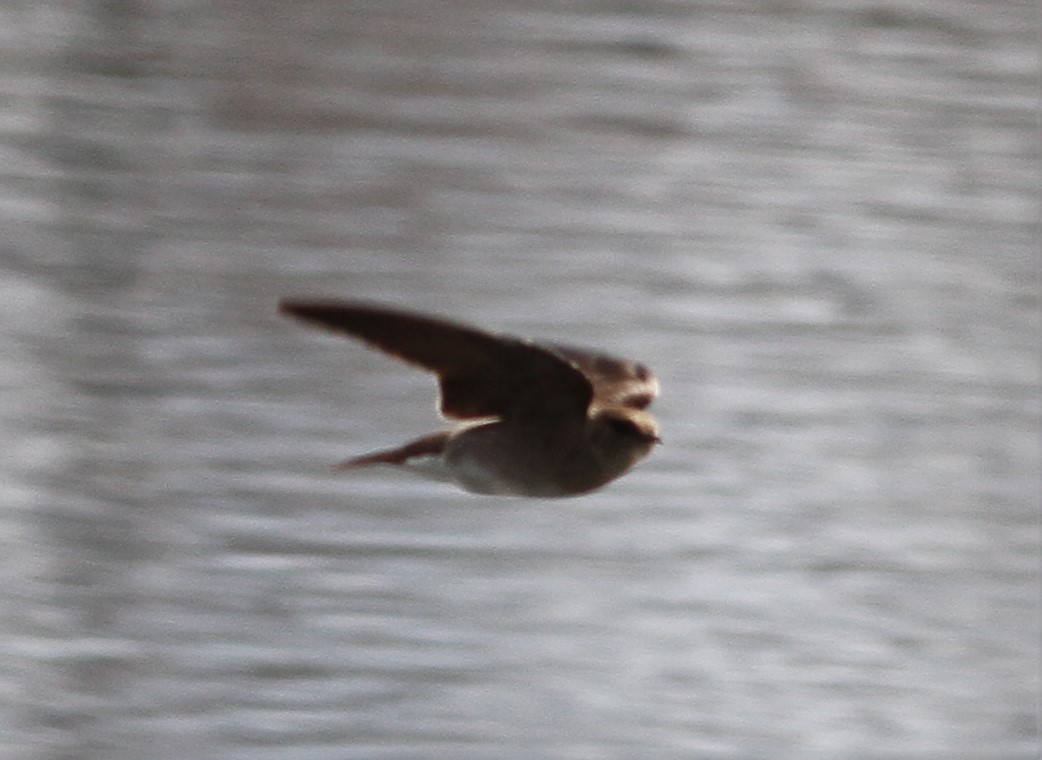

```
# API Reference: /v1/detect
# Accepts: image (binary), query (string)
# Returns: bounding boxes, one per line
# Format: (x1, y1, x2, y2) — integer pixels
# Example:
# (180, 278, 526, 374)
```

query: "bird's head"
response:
(588, 407, 661, 469)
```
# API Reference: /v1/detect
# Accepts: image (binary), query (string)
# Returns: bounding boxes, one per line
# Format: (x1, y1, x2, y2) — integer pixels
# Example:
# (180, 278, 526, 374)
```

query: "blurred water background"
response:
(0, 0, 1037, 758)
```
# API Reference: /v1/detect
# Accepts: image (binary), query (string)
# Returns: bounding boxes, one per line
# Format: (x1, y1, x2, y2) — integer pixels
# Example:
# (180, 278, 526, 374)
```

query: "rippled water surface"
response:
(1, 1, 1037, 758)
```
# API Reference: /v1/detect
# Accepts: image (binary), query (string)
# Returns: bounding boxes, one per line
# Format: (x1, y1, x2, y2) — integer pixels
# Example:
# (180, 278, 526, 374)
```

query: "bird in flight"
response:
(279, 300, 660, 497)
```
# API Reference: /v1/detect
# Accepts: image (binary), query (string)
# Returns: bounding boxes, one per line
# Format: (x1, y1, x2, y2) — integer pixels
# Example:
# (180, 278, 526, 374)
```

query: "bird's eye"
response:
(608, 418, 639, 436)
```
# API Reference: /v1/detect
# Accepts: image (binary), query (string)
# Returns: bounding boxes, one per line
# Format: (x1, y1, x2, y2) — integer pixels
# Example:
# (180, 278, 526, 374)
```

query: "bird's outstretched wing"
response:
(547, 343, 658, 410)
(279, 300, 593, 421)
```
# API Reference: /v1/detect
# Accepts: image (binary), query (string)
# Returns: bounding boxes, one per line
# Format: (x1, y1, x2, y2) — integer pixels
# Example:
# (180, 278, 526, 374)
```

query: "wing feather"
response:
(547, 343, 658, 409)
(279, 300, 594, 421)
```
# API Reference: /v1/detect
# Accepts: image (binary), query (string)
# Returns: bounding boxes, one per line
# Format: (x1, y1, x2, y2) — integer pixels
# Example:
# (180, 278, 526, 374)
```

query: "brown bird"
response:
(279, 299, 660, 497)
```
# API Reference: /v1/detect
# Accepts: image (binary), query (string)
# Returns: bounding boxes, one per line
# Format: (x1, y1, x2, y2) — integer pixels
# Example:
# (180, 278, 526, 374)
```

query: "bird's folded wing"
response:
(279, 299, 593, 420)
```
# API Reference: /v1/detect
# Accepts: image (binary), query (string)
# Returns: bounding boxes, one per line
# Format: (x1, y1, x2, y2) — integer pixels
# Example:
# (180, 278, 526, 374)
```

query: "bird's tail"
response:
(333, 431, 451, 470)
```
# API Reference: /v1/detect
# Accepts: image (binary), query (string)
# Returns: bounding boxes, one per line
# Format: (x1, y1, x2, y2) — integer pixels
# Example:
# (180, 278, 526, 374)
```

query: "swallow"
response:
(279, 299, 660, 497)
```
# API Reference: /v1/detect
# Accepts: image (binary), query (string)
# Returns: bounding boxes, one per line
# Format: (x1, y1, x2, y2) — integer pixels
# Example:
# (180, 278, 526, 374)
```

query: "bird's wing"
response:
(279, 300, 593, 421)
(546, 343, 658, 409)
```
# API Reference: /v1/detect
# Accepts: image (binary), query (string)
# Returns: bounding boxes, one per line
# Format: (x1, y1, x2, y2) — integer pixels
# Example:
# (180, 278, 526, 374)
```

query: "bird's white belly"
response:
(400, 453, 458, 484)
(400, 450, 516, 495)
(446, 451, 523, 495)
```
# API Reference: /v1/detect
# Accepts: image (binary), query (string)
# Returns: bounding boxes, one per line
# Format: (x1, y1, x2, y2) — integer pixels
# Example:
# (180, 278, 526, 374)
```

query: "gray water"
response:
(0, 1, 1037, 758)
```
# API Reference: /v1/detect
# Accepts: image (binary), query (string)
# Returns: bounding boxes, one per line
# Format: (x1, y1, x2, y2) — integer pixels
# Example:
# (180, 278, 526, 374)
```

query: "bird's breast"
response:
(443, 420, 613, 497)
